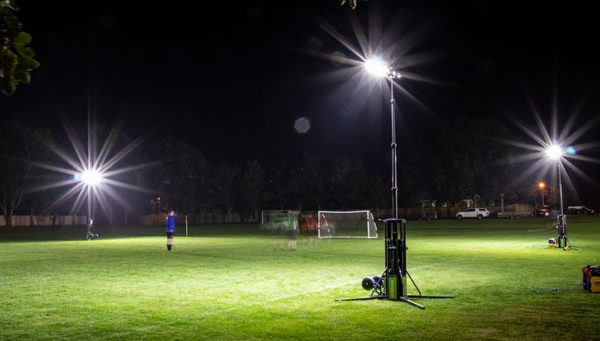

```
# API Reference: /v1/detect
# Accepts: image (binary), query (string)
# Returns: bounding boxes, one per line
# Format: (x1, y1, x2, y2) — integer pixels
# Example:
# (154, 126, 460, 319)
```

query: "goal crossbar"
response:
(317, 210, 378, 239)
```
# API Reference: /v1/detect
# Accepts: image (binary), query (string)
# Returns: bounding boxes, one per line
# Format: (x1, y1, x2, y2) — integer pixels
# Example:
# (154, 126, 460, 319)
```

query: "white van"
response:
(456, 208, 490, 219)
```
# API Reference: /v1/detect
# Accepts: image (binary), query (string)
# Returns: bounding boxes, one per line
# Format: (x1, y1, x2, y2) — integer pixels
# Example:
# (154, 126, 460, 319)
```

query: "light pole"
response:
(364, 57, 424, 307)
(340, 57, 452, 307)
(545, 144, 564, 214)
(364, 57, 401, 219)
(545, 144, 568, 248)
(538, 181, 546, 206)
(75, 168, 103, 239)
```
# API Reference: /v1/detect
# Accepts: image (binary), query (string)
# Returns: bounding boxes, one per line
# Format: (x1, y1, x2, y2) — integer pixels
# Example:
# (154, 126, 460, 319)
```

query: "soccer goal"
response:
(317, 210, 378, 239)
(260, 210, 298, 232)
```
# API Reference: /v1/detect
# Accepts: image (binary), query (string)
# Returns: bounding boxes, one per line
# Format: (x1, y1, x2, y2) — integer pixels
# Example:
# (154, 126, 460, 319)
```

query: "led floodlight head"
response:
(81, 169, 103, 187)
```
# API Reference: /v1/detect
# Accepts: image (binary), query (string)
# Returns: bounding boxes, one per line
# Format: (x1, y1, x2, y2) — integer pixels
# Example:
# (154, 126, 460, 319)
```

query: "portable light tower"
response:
(546, 143, 569, 249)
(75, 168, 104, 239)
(363, 58, 414, 304)
(337, 58, 453, 308)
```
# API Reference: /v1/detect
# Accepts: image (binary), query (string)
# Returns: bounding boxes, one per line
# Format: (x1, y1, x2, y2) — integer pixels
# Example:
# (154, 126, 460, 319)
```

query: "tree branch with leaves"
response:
(339, 0, 366, 10)
(0, 0, 39, 96)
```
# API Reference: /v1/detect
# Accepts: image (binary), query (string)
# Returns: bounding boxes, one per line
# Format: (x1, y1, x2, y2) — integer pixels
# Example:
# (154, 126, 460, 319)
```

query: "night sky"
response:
(2, 1, 600, 199)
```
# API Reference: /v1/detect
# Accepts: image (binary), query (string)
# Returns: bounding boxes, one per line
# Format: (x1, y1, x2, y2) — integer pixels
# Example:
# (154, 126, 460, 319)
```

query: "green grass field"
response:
(1, 216, 600, 340)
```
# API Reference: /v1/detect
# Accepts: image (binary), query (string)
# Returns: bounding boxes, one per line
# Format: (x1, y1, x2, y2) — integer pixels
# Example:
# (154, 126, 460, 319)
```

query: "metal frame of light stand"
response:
(383, 218, 425, 309)
(384, 218, 454, 306)
(86, 191, 99, 240)
(337, 218, 453, 308)
(85, 112, 99, 240)
(556, 214, 568, 248)
(337, 72, 452, 307)
(553, 161, 571, 249)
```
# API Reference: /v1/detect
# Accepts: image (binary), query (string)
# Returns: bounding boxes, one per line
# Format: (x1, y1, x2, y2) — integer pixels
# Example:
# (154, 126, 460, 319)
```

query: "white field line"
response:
(198, 279, 356, 318)
(198, 265, 430, 318)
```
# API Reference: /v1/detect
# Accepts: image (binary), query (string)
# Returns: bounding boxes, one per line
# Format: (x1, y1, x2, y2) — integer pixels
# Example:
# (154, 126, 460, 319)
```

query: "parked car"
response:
(536, 205, 551, 217)
(567, 206, 595, 215)
(456, 208, 490, 219)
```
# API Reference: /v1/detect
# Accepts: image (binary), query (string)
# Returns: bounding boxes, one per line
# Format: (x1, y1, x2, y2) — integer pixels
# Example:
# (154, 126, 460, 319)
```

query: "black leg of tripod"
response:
(397, 296, 425, 309)
(395, 272, 425, 309)
(337, 218, 453, 306)
(335, 295, 386, 302)
(389, 219, 454, 307)
(405, 270, 455, 300)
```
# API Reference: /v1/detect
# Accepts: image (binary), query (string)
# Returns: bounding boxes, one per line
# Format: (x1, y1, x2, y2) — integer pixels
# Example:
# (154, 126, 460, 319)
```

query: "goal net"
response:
(260, 210, 298, 232)
(317, 210, 378, 239)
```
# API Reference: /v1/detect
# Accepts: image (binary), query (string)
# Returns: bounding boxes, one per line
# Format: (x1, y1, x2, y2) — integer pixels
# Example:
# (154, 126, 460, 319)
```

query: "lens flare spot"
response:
(294, 117, 311, 134)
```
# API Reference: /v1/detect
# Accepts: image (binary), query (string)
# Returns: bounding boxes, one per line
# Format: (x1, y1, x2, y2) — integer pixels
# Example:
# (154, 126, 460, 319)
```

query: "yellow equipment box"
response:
(583, 265, 600, 292)
(590, 276, 600, 293)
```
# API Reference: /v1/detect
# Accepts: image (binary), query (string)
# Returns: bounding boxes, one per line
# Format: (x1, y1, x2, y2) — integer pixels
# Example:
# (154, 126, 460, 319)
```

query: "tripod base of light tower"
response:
(556, 214, 568, 249)
(86, 219, 99, 240)
(336, 218, 453, 308)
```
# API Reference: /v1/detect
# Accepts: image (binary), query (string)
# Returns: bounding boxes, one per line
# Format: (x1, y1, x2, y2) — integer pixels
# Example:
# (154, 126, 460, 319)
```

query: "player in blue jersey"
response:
(165, 210, 176, 251)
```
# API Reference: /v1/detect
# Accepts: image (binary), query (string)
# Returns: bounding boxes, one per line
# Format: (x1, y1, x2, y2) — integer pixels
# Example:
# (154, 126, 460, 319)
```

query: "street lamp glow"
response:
(538, 181, 546, 206)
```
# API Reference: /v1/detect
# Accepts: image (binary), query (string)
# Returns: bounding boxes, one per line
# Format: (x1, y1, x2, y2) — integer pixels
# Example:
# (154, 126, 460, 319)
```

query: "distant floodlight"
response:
(80, 169, 104, 187)
(545, 144, 563, 160)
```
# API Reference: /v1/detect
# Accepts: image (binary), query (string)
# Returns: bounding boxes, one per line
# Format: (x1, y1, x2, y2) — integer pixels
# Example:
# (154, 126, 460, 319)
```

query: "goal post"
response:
(260, 210, 298, 232)
(317, 210, 378, 239)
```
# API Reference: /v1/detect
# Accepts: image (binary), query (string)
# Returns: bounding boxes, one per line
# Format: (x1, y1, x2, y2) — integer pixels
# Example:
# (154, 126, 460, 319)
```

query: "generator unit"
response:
(582, 265, 600, 293)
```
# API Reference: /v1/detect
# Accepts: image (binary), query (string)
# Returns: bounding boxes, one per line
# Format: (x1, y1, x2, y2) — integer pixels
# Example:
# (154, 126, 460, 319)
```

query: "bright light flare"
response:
(545, 144, 563, 160)
(500, 85, 600, 203)
(364, 58, 390, 78)
(364, 57, 402, 79)
(77, 169, 104, 187)
(297, 5, 439, 128)
(26, 113, 161, 223)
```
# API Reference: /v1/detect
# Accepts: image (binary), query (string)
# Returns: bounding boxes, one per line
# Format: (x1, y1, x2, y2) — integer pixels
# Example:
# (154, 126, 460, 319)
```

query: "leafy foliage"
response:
(339, 0, 365, 10)
(0, 0, 39, 96)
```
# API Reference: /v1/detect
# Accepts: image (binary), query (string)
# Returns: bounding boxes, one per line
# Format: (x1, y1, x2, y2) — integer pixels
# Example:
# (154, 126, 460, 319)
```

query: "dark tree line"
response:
(148, 135, 388, 223)
(1, 116, 550, 226)
(0, 120, 50, 224)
